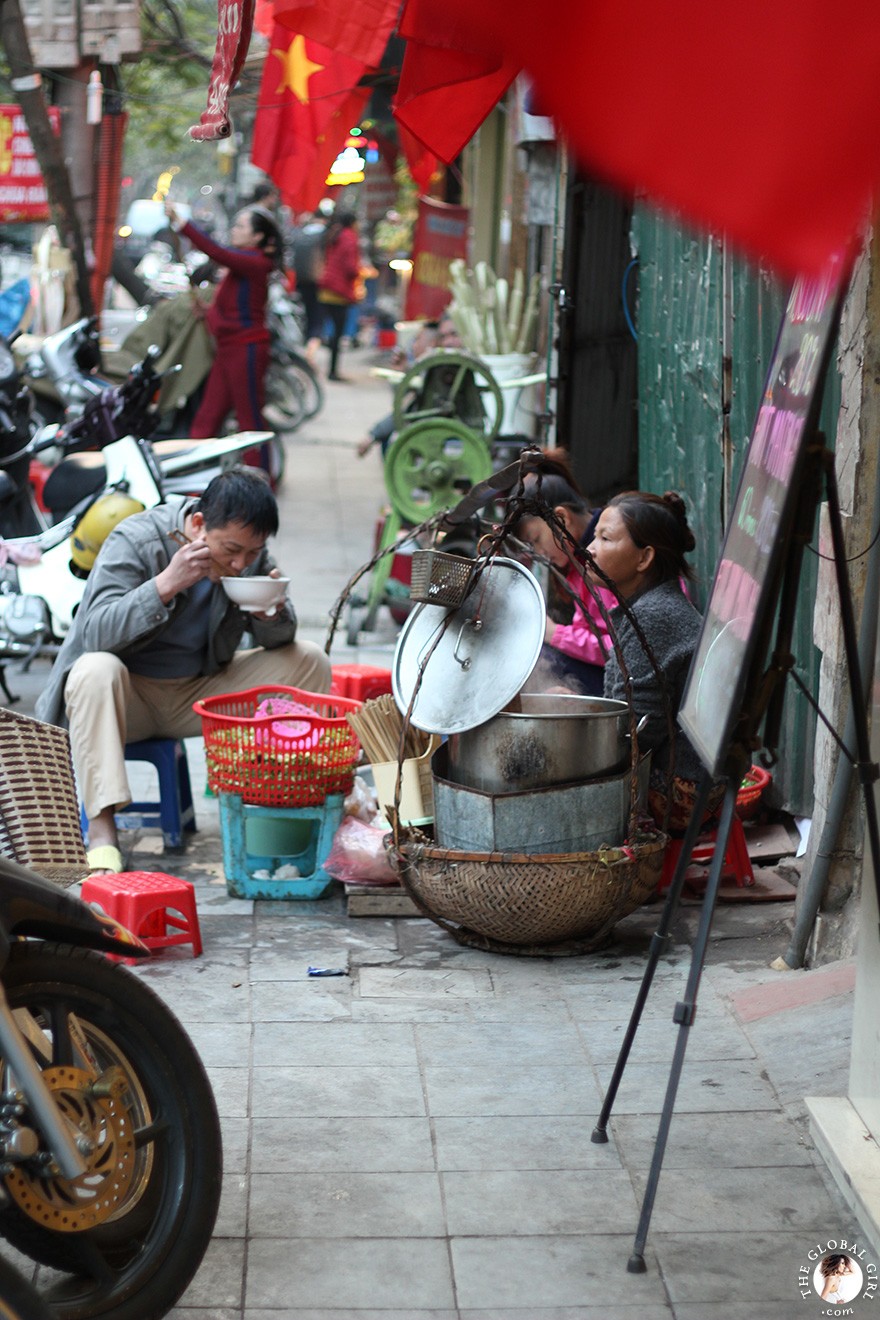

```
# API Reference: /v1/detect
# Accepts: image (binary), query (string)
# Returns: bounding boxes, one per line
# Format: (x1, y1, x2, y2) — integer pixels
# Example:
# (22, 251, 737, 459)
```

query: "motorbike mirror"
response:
(31, 423, 61, 451)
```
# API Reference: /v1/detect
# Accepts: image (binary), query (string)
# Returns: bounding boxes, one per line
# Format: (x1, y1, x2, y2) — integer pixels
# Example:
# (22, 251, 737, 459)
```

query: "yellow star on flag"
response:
(273, 34, 324, 104)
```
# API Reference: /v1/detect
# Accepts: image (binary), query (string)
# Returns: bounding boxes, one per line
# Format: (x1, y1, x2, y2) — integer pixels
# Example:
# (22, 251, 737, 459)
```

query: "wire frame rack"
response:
(0, 707, 89, 886)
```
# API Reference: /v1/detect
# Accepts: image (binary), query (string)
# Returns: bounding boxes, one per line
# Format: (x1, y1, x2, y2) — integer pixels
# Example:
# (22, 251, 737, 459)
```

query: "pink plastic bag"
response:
(254, 696, 320, 748)
(323, 816, 398, 885)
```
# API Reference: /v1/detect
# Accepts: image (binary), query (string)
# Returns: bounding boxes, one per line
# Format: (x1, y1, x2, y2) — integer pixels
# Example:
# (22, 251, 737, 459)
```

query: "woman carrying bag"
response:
(318, 211, 360, 381)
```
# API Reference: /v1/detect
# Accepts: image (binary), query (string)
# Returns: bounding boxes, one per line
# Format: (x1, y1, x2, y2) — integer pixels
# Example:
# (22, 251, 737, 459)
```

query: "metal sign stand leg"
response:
(594, 436, 880, 1274)
(590, 770, 714, 1145)
(625, 781, 739, 1272)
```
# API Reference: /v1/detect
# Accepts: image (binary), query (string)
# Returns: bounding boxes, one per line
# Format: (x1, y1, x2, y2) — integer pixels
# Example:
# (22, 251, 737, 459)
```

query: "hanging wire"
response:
(806, 521, 880, 564)
(622, 257, 639, 342)
(8, 56, 377, 114)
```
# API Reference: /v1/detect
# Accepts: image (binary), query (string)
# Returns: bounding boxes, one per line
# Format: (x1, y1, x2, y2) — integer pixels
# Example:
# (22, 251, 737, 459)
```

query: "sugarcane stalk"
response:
(466, 306, 485, 353)
(514, 273, 541, 354)
(494, 278, 510, 352)
(506, 283, 523, 348)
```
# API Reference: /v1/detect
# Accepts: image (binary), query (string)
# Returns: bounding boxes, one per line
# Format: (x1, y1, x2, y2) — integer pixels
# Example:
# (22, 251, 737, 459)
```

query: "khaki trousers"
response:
(66, 642, 332, 820)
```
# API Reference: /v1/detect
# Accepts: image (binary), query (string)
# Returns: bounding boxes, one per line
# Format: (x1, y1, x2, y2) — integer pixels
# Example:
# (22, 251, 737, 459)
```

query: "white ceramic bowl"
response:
(220, 576, 289, 612)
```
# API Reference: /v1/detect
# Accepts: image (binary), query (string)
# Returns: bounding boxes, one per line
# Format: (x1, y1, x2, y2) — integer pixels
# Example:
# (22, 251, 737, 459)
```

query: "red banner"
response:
(394, 0, 880, 278)
(0, 105, 60, 222)
(405, 196, 469, 320)
(188, 0, 256, 140)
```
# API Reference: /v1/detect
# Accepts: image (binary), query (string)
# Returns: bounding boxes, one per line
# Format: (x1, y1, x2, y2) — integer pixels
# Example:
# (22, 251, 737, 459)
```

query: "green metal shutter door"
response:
(632, 206, 839, 815)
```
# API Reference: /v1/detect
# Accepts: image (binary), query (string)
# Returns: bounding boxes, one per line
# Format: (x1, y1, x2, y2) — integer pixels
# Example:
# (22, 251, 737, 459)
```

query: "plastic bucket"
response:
(480, 351, 538, 436)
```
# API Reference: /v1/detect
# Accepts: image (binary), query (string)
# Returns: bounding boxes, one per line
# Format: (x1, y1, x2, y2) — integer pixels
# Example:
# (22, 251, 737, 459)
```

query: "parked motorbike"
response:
(0, 1256, 52, 1320)
(264, 281, 324, 428)
(0, 336, 45, 539)
(20, 317, 104, 432)
(21, 315, 291, 483)
(0, 852, 221, 1318)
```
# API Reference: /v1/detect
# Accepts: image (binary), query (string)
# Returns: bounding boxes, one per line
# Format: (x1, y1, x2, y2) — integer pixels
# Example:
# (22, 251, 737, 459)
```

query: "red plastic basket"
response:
(736, 765, 772, 820)
(193, 686, 362, 807)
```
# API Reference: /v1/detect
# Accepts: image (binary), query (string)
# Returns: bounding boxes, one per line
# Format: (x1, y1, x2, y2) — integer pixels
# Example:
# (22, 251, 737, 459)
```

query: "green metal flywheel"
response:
(392, 350, 504, 441)
(383, 418, 493, 525)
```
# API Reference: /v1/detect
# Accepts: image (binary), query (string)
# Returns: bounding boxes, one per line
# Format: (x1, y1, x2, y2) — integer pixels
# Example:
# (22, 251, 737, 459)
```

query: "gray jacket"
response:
(36, 496, 297, 727)
(603, 579, 703, 782)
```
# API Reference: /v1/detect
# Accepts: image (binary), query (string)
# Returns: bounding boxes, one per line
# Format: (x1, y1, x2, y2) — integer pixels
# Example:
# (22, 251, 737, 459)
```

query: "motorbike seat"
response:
(42, 452, 106, 515)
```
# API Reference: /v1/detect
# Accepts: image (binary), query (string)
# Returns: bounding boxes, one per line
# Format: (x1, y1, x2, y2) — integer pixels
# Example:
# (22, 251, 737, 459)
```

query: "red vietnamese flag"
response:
(268, 0, 399, 71)
(395, 1, 516, 168)
(254, 0, 274, 36)
(394, 0, 880, 278)
(252, 25, 369, 211)
(397, 124, 438, 195)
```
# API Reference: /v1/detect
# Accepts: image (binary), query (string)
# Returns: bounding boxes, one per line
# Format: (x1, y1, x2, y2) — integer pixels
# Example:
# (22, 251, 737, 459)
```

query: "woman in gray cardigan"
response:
(589, 490, 712, 830)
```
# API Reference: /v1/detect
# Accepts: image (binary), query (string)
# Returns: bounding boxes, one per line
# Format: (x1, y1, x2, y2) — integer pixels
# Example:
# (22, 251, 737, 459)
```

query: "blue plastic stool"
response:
(218, 793, 344, 899)
(82, 739, 197, 853)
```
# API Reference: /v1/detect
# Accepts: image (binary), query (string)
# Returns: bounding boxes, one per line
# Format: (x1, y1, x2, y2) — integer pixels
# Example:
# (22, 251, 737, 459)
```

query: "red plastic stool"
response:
(330, 664, 393, 702)
(658, 815, 754, 897)
(81, 871, 202, 963)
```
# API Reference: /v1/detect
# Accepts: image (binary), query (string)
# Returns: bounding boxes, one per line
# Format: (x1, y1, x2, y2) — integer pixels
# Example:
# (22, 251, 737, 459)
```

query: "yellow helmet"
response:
(70, 491, 145, 576)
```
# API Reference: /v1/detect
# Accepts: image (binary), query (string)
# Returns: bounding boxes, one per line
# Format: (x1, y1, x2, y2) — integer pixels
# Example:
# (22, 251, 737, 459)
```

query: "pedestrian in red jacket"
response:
(164, 199, 283, 470)
(318, 211, 360, 381)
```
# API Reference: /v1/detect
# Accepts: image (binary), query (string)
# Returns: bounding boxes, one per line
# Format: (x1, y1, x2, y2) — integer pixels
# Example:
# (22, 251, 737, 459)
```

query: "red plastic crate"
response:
(194, 686, 362, 807)
(330, 664, 393, 703)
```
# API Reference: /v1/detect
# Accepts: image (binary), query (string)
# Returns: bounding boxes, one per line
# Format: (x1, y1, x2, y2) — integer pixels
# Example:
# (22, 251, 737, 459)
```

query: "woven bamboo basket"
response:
(390, 828, 667, 955)
(0, 707, 90, 886)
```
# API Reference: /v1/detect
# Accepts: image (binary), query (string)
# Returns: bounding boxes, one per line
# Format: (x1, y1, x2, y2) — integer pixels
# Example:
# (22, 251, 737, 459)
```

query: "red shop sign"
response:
(405, 196, 469, 321)
(0, 105, 61, 222)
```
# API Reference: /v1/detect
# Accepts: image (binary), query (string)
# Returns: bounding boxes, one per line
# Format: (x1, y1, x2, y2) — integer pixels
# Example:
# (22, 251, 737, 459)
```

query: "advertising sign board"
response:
(0, 105, 61, 222)
(678, 256, 847, 777)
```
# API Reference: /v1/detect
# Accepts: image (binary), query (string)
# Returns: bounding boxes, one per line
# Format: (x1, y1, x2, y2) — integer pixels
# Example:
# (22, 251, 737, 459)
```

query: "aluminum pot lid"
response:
(392, 556, 546, 734)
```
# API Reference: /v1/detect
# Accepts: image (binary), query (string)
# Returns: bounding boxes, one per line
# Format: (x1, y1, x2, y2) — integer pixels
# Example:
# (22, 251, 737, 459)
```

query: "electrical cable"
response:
(622, 257, 639, 342)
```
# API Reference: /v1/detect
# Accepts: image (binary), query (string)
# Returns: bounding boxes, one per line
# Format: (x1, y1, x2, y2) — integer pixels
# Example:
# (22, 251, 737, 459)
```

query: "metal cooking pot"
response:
(446, 693, 633, 793)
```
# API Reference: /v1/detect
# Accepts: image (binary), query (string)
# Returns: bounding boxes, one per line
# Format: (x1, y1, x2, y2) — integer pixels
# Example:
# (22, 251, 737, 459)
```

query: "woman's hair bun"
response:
(661, 491, 696, 551)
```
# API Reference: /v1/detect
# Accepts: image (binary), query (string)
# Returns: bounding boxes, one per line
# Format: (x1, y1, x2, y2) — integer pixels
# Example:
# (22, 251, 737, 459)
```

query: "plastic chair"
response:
(81, 738, 197, 852)
(658, 814, 755, 896)
(81, 870, 202, 963)
(330, 664, 393, 702)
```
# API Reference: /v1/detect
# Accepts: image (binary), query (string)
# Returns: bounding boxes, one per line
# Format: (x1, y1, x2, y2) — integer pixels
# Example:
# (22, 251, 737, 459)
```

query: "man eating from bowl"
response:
(36, 466, 331, 874)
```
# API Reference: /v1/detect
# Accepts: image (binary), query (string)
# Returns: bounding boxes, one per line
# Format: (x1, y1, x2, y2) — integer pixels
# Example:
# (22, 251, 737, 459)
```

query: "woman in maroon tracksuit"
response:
(164, 200, 282, 470)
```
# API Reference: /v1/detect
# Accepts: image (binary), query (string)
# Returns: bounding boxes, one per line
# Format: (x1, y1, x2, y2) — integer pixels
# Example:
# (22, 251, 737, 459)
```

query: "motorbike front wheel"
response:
(0, 943, 222, 1320)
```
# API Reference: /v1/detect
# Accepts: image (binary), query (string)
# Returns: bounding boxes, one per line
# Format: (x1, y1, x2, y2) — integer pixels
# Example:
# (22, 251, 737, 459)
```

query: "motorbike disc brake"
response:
(3, 1065, 137, 1231)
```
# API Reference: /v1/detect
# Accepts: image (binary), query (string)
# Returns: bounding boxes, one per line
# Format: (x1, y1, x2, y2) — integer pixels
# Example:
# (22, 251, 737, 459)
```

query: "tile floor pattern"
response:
(72, 749, 860, 1320)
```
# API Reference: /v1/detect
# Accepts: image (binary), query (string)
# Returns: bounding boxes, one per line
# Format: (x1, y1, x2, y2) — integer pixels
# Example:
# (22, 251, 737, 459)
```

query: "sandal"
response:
(86, 845, 124, 875)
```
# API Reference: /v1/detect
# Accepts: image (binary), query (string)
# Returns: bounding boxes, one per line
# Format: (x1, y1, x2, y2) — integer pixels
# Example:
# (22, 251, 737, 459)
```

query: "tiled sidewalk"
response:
(9, 347, 868, 1317)
(120, 819, 859, 1319)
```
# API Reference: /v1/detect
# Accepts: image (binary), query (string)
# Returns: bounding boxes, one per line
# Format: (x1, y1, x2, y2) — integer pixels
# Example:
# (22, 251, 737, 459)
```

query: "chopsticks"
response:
(167, 528, 226, 574)
(346, 695, 433, 765)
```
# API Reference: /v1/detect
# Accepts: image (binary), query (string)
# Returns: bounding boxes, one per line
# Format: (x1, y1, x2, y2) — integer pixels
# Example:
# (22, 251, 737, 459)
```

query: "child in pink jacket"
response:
(516, 452, 616, 696)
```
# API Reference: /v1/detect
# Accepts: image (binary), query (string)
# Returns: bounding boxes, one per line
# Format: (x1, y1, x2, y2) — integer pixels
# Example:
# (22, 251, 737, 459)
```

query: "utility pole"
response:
(0, 0, 94, 316)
